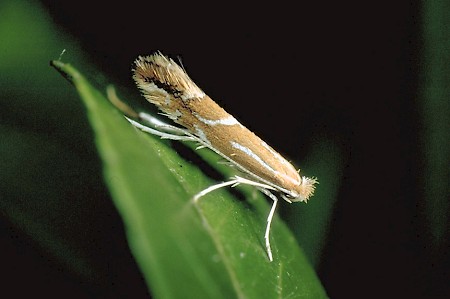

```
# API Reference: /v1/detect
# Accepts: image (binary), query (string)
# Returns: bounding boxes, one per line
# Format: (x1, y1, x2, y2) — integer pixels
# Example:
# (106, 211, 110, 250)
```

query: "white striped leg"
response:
(138, 112, 190, 136)
(193, 176, 276, 202)
(257, 187, 279, 262)
(125, 117, 197, 142)
(135, 113, 210, 151)
(106, 86, 197, 142)
(193, 175, 278, 262)
(193, 178, 240, 202)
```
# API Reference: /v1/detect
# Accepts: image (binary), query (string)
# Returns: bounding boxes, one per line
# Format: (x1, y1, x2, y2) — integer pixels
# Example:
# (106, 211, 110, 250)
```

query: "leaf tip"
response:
(50, 60, 75, 85)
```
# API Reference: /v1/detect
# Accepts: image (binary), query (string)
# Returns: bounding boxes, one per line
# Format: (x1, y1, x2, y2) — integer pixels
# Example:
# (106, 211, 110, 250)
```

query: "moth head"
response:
(284, 176, 318, 203)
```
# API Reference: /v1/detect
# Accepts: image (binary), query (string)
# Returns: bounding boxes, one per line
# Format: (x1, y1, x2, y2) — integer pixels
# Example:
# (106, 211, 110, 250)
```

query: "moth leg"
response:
(192, 178, 240, 202)
(125, 117, 197, 141)
(106, 85, 199, 142)
(138, 111, 191, 136)
(193, 175, 278, 262)
(193, 176, 275, 202)
(257, 187, 279, 262)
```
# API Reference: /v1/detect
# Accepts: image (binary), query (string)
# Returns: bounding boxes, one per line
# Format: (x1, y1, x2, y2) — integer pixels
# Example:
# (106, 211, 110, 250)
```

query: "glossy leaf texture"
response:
(51, 60, 328, 299)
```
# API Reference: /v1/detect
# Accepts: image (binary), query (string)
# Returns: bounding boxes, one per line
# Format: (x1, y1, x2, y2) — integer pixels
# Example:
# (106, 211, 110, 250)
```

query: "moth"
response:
(111, 53, 317, 261)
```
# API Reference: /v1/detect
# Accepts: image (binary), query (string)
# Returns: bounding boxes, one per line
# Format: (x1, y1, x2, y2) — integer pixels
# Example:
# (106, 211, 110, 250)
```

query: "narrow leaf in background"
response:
(419, 0, 450, 295)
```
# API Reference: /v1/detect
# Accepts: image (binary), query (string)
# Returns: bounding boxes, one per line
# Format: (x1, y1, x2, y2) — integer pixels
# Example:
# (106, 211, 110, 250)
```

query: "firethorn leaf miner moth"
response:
(109, 52, 317, 262)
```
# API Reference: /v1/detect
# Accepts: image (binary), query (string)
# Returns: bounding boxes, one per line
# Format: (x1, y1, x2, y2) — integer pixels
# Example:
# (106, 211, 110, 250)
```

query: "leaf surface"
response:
(51, 60, 327, 299)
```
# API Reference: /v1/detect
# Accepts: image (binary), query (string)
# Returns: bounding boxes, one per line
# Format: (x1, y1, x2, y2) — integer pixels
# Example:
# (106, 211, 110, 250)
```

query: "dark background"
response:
(1, 0, 448, 298)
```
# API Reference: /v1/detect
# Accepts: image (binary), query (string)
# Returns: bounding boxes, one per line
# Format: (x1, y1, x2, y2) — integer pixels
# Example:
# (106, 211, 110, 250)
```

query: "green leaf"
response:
(51, 60, 327, 298)
(420, 0, 450, 248)
(285, 138, 343, 269)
